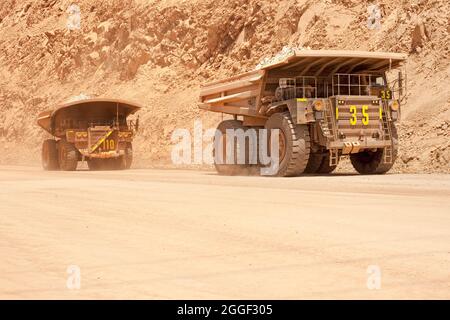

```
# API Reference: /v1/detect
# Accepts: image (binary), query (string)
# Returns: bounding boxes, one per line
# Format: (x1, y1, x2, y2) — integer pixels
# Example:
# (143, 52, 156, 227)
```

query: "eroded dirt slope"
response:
(0, 0, 449, 172)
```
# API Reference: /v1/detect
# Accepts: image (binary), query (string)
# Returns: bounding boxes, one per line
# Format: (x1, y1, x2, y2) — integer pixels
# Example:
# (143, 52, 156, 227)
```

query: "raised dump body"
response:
(37, 98, 141, 171)
(199, 50, 407, 176)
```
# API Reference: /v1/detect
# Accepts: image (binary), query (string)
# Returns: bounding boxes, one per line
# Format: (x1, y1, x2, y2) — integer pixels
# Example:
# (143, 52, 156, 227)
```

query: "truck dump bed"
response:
(37, 98, 142, 137)
(199, 69, 266, 117)
(199, 50, 407, 117)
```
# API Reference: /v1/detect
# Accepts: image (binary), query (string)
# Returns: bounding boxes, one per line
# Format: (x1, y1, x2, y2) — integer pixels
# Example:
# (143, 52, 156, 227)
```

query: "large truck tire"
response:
(316, 152, 338, 174)
(305, 152, 337, 174)
(304, 152, 324, 173)
(58, 139, 78, 171)
(42, 139, 59, 171)
(108, 143, 133, 170)
(87, 158, 102, 171)
(213, 120, 255, 176)
(264, 112, 310, 177)
(88, 158, 118, 171)
(123, 142, 133, 169)
(350, 125, 398, 174)
(104, 158, 121, 170)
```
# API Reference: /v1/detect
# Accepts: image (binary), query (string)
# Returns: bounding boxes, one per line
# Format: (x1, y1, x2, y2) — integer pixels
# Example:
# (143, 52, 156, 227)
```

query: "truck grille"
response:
(334, 98, 382, 137)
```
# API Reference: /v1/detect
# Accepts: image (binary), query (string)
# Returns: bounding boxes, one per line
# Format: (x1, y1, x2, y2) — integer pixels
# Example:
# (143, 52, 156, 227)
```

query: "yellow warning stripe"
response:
(90, 130, 113, 153)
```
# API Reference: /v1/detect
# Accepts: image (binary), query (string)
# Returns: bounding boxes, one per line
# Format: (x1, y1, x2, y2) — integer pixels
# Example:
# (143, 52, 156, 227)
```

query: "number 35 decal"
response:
(380, 90, 392, 100)
(343, 105, 370, 126)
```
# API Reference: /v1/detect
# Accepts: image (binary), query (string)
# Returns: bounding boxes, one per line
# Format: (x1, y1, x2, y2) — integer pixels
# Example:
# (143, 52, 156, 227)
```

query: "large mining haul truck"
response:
(37, 98, 141, 171)
(199, 50, 407, 177)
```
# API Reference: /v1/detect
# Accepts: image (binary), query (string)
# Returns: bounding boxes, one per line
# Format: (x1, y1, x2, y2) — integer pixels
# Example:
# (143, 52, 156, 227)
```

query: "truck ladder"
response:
(380, 101, 393, 164)
(322, 100, 338, 140)
(329, 148, 339, 166)
(323, 100, 339, 166)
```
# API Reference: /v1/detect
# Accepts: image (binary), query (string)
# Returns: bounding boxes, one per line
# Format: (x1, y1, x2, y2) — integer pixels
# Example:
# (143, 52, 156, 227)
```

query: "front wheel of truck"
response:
(350, 125, 398, 174)
(264, 112, 310, 177)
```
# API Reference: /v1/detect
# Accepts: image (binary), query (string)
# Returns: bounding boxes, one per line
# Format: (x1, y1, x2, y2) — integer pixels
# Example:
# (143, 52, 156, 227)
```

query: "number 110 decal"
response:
(100, 139, 115, 151)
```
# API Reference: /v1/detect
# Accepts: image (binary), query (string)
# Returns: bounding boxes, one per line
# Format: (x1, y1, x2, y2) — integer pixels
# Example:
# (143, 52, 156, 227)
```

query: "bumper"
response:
(328, 137, 390, 154)
(79, 150, 125, 159)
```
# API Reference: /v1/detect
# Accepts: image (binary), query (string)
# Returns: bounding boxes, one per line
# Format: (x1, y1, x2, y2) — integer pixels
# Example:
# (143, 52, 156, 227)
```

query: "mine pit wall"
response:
(0, 0, 449, 172)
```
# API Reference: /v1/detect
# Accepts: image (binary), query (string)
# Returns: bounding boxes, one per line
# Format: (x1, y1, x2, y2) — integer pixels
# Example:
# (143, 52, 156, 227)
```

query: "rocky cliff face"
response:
(0, 0, 449, 171)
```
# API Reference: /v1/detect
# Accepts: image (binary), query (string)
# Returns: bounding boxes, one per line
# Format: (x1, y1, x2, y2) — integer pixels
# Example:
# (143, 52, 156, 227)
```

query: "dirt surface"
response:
(0, 166, 449, 299)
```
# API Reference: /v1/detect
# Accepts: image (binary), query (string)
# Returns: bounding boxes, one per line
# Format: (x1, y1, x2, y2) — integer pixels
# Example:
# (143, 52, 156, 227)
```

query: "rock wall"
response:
(0, 0, 448, 172)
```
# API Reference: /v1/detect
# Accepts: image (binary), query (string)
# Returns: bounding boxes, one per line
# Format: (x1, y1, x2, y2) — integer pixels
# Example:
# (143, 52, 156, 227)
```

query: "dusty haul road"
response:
(0, 165, 449, 299)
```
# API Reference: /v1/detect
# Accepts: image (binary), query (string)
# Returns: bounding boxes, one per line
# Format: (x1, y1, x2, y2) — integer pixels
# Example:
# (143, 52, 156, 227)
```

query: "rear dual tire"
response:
(304, 152, 337, 174)
(214, 120, 258, 176)
(58, 139, 79, 171)
(213, 113, 310, 177)
(42, 139, 78, 171)
(42, 139, 59, 171)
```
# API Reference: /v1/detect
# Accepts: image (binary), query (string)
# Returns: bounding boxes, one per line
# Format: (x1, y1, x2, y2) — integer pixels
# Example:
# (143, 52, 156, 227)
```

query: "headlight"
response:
(313, 100, 324, 111)
(390, 100, 400, 111)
